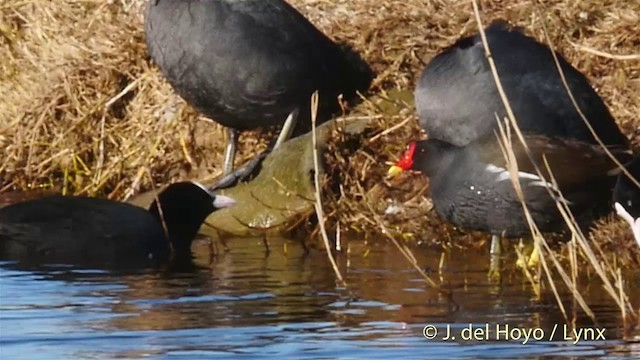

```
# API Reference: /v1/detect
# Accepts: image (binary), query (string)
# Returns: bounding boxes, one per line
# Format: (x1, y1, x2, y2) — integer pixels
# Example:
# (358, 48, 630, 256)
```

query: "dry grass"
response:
(0, 0, 267, 198)
(1, 1, 639, 266)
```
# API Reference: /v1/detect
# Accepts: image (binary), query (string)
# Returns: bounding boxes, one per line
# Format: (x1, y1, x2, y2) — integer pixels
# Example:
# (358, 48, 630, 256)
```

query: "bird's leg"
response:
(490, 234, 502, 257)
(488, 234, 502, 282)
(527, 244, 540, 268)
(207, 238, 218, 265)
(262, 233, 271, 256)
(223, 128, 239, 175)
(273, 109, 299, 149)
(213, 109, 296, 189)
(300, 238, 309, 255)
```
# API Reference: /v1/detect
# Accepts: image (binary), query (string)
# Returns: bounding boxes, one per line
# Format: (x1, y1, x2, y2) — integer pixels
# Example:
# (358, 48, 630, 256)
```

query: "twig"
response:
(95, 113, 106, 186)
(369, 116, 413, 142)
(310, 91, 347, 285)
(143, 169, 173, 258)
(98, 75, 145, 185)
(569, 41, 640, 61)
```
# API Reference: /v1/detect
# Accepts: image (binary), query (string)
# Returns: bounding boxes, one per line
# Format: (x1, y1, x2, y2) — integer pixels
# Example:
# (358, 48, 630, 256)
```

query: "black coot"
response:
(415, 21, 628, 148)
(389, 136, 631, 237)
(613, 156, 640, 218)
(0, 182, 236, 267)
(144, 0, 373, 174)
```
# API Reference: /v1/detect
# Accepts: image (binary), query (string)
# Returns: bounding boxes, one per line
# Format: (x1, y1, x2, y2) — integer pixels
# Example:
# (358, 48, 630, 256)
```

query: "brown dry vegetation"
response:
(0, 0, 639, 255)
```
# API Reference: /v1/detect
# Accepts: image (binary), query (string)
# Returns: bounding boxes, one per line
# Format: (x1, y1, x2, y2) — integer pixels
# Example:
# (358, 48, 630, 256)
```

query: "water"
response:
(1, 238, 638, 359)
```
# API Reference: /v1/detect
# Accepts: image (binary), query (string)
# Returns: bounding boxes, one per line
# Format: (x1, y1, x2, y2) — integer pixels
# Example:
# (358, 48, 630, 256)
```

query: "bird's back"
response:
(0, 196, 168, 267)
(145, 0, 372, 130)
(416, 22, 627, 147)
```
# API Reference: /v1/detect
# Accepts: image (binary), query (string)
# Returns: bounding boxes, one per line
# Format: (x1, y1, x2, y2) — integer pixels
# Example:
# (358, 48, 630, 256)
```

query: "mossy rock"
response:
(201, 117, 370, 237)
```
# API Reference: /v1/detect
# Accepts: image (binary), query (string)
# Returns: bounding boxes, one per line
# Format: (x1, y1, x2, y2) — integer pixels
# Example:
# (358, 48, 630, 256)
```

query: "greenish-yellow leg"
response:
(489, 234, 502, 281)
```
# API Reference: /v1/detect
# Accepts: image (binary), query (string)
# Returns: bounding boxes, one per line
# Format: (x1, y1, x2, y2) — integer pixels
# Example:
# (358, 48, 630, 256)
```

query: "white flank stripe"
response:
(518, 172, 543, 181)
(484, 164, 572, 204)
(495, 171, 511, 182)
(528, 180, 552, 188)
(484, 164, 554, 188)
(484, 164, 504, 173)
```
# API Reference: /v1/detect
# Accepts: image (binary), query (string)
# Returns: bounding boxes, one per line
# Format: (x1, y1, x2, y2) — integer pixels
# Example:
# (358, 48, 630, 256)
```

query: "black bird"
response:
(389, 136, 631, 238)
(0, 182, 236, 268)
(613, 156, 640, 218)
(415, 21, 628, 148)
(144, 0, 373, 175)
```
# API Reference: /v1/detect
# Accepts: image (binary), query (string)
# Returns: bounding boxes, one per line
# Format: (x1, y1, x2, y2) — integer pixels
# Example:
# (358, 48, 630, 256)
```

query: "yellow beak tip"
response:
(387, 165, 404, 177)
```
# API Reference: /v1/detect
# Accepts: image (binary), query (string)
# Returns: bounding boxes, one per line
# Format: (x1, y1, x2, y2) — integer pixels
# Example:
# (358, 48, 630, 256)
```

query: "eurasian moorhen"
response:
(0, 182, 236, 267)
(613, 156, 640, 218)
(389, 135, 631, 237)
(144, 0, 373, 175)
(415, 21, 628, 148)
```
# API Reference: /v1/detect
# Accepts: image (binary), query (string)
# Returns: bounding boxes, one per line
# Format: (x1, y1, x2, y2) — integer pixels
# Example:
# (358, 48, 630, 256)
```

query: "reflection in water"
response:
(0, 237, 639, 359)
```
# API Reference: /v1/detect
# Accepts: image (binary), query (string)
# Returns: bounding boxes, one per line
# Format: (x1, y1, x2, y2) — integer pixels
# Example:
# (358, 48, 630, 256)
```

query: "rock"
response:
(201, 117, 369, 237)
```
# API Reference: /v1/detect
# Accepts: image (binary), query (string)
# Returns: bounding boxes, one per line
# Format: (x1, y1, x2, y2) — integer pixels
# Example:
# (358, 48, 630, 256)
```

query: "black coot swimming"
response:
(0, 181, 236, 268)
(389, 136, 631, 237)
(144, 0, 373, 175)
(415, 21, 628, 148)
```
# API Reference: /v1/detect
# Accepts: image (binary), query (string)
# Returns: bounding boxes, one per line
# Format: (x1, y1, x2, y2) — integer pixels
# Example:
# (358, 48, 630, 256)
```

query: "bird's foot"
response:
(210, 150, 269, 191)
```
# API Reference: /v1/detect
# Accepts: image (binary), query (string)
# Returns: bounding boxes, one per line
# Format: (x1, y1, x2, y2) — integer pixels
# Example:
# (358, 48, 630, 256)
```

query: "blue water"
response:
(1, 238, 638, 359)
